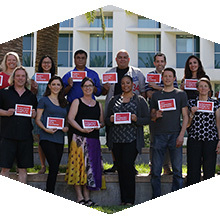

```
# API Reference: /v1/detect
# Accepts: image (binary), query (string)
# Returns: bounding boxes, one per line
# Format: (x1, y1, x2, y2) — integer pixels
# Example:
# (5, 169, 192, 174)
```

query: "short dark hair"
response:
(81, 77, 94, 87)
(121, 75, 133, 83)
(154, 53, 166, 62)
(162, 67, 176, 78)
(74, 49, 88, 59)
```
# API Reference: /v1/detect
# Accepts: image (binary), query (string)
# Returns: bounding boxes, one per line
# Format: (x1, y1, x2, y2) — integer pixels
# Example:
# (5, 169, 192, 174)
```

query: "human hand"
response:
(156, 110, 163, 119)
(191, 106, 198, 115)
(148, 82, 157, 89)
(6, 108, 15, 116)
(176, 134, 184, 148)
(110, 115, 114, 123)
(82, 128, 94, 133)
(67, 77, 74, 87)
(45, 128, 57, 134)
(62, 126, 69, 133)
(31, 109, 36, 118)
(216, 141, 220, 154)
(131, 114, 137, 122)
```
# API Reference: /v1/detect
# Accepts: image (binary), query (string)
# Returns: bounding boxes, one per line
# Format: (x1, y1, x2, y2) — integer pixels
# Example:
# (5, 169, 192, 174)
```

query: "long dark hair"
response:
(38, 55, 56, 76)
(184, 55, 206, 79)
(44, 76, 67, 108)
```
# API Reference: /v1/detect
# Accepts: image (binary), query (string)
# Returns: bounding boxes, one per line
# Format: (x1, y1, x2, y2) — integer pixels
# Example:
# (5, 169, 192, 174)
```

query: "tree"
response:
(35, 23, 60, 74)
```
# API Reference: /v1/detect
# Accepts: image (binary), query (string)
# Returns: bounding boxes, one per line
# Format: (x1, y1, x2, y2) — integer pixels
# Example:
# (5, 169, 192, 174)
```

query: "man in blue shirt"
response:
(62, 49, 102, 150)
(62, 49, 102, 103)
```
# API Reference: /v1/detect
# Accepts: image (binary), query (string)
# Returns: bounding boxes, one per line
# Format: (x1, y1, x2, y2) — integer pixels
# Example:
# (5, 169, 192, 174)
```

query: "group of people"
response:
(0, 49, 219, 206)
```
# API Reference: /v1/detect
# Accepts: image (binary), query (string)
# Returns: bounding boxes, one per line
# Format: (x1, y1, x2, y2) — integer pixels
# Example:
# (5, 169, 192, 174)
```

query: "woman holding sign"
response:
(35, 76, 68, 194)
(65, 77, 104, 206)
(31, 55, 56, 174)
(105, 75, 150, 205)
(187, 77, 220, 186)
(180, 55, 209, 99)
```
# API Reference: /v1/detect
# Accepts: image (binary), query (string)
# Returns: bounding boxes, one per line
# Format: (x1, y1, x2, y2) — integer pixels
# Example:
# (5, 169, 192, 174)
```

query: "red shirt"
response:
(0, 72, 10, 89)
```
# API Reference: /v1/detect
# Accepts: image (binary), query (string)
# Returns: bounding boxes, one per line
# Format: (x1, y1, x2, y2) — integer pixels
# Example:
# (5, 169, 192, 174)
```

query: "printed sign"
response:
(0, 75, 3, 86)
(46, 117, 65, 129)
(82, 119, 100, 129)
(71, 71, 87, 82)
(102, 72, 118, 84)
(158, 99, 176, 111)
(184, 79, 198, 90)
(114, 112, 131, 124)
(35, 73, 51, 83)
(197, 101, 214, 113)
(15, 104, 32, 117)
(146, 73, 161, 83)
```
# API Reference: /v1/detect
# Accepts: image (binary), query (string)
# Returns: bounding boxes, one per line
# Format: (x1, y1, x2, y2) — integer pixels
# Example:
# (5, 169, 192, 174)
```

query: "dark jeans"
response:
(187, 138, 217, 186)
(151, 133, 183, 199)
(112, 140, 138, 204)
(40, 140, 64, 194)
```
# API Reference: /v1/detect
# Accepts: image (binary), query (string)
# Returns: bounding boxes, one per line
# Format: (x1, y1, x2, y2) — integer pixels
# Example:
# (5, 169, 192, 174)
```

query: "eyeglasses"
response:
(82, 85, 94, 88)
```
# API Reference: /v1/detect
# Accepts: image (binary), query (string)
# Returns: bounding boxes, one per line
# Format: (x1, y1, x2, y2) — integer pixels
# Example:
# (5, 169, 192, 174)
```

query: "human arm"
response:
(35, 108, 57, 134)
(176, 106, 189, 148)
(99, 102, 105, 128)
(30, 79, 38, 95)
(187, 106, 198, 127)
(0, 108, 15, 117)
(68, 99, 94, 133)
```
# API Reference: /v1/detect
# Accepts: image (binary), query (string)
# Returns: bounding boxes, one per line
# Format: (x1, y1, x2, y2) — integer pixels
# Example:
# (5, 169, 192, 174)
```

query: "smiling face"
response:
(154, 55, 166, 73)
(48, 79, 63, 95)
(197, 80, 210, 96)
(115, 51, 130, 69)
(121, 76, 133, 93)
(162, 70, 176, 87)
(41, 57, 52, 73)
(13, 69, 27, 88)
(81, 80, 94, 96)
(6, 54, 17, 71)
(188, 57, 199, 75)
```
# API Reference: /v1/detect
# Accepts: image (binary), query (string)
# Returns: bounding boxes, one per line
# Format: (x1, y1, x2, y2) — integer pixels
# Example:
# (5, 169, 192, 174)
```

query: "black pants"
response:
(112, 140, 138, 204)
(40, 140, 64, 194)
(187, 138, 217, 186)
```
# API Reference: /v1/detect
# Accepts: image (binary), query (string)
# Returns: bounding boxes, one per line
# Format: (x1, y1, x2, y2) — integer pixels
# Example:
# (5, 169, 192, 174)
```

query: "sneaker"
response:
(104, 164, 117, 173)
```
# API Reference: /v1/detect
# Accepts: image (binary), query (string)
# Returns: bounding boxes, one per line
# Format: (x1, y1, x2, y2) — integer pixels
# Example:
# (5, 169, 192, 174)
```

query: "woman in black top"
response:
(187, 78, 220, 186)
(65, 77, 104, 206)
(105, 75, 150, 205)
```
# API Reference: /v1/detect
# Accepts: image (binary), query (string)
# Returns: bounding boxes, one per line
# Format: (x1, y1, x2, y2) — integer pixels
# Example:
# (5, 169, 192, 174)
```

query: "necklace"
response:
(82, 97, 94, 107)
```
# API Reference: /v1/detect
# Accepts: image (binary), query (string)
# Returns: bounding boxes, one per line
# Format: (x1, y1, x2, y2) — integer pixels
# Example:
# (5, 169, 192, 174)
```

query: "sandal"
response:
(38, 166, 46, 174)
(85, 199, 98, 207)
(77, 199, 86, 205)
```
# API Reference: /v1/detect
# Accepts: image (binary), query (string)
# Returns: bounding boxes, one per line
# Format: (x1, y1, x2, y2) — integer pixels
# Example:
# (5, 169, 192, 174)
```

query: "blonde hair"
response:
(8, 66, 30, 87)
(0, 52, 21, 72)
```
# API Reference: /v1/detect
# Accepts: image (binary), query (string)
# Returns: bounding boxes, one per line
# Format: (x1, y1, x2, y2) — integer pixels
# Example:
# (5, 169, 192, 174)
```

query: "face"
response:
(162, 71, 175, 87)
(153, 56, 166, 73)
(82, 80, 94, 95)
(74, 53, 87, 70)
(48, 79, 63, 95)
(41, 57, 52, 73)
(6, 55, 17, 71)
(197, 81, 210, 96)
(13, 69, 27, 87)
(121, 76, 133, 93)
(188, 57, 199, 74)
(115, 51, 130, 69)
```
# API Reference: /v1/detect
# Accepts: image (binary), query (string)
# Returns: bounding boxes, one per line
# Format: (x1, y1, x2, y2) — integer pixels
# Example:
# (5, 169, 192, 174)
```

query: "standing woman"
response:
(31, 55, 56, 174)
(105, 75, 150, 205)
(180, 55, 208, 99)
(0, 52, 21, 89)
(187, 77, 220, 186)
(35, 76, 68, 194)
(65, 77, 104, 206)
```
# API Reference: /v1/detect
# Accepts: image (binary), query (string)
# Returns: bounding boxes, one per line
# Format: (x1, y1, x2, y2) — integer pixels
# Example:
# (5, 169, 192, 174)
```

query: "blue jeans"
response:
(151, 133, 183, 199)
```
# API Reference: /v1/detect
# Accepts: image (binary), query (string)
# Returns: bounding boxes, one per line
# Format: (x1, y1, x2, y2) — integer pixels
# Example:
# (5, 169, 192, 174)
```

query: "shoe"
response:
(163, 168, 173, 175)
(38, 166, 46, 174)
(85, 199, 98, 207)
(104, 164, 117, 173)
(77, 199, 86, 205)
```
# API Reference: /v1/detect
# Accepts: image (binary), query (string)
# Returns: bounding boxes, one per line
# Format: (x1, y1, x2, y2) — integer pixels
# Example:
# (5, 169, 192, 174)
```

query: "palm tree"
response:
(35, 23, 60, 74)
(0, 37, 23, 68)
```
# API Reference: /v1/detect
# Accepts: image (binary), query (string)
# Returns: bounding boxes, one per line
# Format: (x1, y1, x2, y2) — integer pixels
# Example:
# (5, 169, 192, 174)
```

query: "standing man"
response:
(102, 49, 146, 173)
(62, 49, 102, 149)
(0, 66, 37, 184)
(146, 53, 178, 175)
(150, 67, 188, 199)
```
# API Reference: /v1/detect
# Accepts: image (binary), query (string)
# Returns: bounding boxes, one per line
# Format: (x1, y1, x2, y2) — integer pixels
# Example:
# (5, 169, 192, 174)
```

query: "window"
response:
(138, 34, 161, 68)
(90, 16, 113, 28)
(22, 33, 34, 67)
(138, 16, 160, 28)
(58, 33, 73, 67)
(90, 34, 112, 67)
(176, 35, 200, 68)
(59, 18, 74, 28)
(215, 43, 220, 68)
